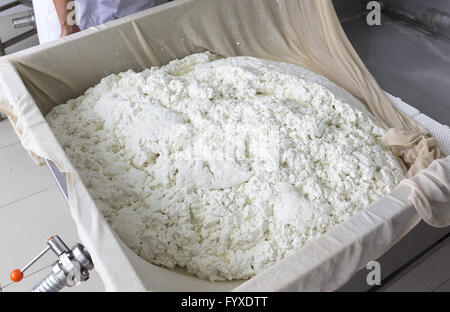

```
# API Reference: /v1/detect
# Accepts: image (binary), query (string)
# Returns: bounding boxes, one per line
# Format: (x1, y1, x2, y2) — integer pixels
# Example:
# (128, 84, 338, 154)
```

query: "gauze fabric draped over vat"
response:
(6, 0, 444, 175)
(0, 0, 449, 291)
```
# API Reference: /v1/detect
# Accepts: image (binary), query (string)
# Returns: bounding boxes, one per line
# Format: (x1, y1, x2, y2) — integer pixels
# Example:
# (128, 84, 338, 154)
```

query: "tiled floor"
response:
(0, 120, 104, 292)
(377, 237, 450, 292)
(0, 119, 448, 292)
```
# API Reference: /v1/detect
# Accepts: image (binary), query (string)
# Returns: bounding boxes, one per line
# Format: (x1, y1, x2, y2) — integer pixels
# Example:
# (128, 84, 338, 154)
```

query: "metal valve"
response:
(12, 12, 35, 29)
(10, 235, 94, 292)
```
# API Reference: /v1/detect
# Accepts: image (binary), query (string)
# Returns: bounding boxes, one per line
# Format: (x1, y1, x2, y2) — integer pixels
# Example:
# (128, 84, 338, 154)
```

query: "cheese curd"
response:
(46, 52, 404, 281)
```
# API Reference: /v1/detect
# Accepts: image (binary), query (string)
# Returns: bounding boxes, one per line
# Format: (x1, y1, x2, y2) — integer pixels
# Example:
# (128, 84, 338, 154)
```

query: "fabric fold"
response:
(386, 128, 443, 177)
(401, 156, 450, 228)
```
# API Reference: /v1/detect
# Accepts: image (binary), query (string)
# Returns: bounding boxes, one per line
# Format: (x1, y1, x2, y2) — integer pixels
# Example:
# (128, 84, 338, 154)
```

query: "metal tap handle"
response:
(9, 238, 54, 283)
(10, 235, 94, 293)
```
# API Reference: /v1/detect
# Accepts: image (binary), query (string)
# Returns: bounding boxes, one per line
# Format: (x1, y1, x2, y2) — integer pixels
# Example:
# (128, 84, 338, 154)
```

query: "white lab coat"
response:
(33, 0, 168, 44)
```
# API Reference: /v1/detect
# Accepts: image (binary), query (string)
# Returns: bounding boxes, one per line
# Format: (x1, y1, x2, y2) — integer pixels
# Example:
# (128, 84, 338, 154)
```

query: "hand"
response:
(60, 24, 81, 38)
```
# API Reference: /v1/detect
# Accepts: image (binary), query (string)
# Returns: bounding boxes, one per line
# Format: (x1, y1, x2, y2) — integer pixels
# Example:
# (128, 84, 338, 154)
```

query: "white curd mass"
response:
(47, 52, 404, 281)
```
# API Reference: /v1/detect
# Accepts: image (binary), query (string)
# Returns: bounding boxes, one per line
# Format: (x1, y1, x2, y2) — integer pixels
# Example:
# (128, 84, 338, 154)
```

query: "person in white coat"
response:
(33, 0, 169, 44)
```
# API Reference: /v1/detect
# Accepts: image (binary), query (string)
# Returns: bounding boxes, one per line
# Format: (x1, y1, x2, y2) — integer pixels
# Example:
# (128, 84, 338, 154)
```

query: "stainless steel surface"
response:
(72, 244, 94, 271)
(339, 223, 450, 291)
(31, 265, 67, 292)
(0, 0, 36, 56)
(382, 0, 450, 41)
(12, 11, 34, 29)
(0, 0, 21, 12)
(10, 235, 94, 292)
(47, 235, 70, 256)
(21, 245, 51, 273)
(45, 160, 69, 203)
(332, 0, 365, 22)
(0, 27, 36, 55)
(19, 0, 31, 8)
(30, 236, 94, 292)
(0, 0, 32, 12)
(341, 10, 450, 126)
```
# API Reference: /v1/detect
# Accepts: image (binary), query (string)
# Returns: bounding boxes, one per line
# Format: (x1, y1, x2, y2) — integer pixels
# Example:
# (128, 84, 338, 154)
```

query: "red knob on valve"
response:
(10, 269, 24, 282)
